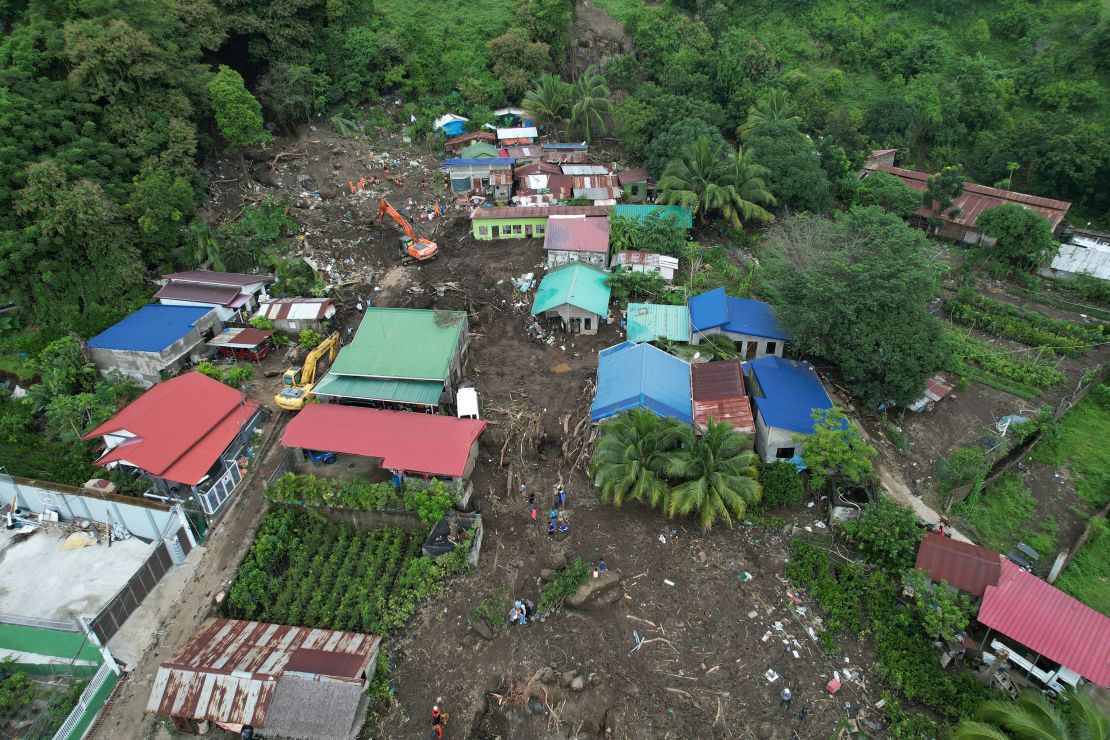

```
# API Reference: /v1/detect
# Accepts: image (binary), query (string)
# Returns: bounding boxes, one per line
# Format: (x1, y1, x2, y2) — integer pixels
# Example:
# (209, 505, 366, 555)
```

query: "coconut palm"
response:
(738, 89, 801, 140)
(569, 65, 612, 144)
(657, 137, 733, 225)
(721, 145, 776, 228)
(952, 690, 1108, 740)
(188, 221, 226, 271)
(524, 73, 573, 137)
(661, 421, 762, 529)
(590, 409, 683, 509)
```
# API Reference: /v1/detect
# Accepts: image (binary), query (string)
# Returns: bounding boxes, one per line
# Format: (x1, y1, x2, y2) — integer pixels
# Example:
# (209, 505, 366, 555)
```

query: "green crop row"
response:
(943, 291, 1105, 356)
(946, 330, 1064, 390)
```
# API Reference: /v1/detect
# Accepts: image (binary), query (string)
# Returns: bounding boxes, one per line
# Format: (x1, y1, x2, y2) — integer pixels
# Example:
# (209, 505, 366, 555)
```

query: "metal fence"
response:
(51, 662, 117, 740)
(86, 534, 178, 645)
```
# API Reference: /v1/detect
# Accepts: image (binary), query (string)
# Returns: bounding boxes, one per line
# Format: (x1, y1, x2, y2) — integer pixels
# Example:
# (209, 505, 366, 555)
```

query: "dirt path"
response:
(93, 416, 290, 739)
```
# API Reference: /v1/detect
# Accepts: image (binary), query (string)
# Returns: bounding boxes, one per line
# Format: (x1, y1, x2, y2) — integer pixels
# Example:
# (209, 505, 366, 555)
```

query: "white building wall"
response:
(545, 250, 608, 269)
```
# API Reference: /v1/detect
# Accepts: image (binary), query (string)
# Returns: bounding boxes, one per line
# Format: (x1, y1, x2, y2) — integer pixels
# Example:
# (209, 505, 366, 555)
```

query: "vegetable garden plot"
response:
(225, 507, 423, 634)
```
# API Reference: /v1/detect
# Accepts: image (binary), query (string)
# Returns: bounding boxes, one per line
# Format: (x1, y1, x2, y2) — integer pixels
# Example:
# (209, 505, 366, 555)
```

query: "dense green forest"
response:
(0, 0, 1108, 485)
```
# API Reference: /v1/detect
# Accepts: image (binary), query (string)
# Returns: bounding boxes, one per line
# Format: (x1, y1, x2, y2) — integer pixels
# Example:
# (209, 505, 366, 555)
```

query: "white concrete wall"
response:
(690, 328, 784, 360)
(545, 305, 602, 335)
(546, 250, 608, 269)
(753, 409, 805, 463)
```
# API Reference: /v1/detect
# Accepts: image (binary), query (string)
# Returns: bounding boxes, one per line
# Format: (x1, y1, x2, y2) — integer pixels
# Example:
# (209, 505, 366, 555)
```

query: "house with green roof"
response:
(612, 204, 693, 230)
(312, 308, 469, 407)
(625, 303, 690, 343)
(531, 263, 611, 336)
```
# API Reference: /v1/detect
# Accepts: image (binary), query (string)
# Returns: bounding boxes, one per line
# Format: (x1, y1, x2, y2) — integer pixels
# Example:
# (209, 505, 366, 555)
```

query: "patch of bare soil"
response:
(570, 1, 632, 77)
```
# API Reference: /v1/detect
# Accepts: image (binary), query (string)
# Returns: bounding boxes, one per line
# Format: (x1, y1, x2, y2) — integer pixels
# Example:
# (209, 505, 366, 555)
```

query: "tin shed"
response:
(531, 262, 611, 335)
(591, 342, 692, 424)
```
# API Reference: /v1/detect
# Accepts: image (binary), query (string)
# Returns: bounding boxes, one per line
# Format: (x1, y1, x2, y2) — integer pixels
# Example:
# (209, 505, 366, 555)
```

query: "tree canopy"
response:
(858, 171, 922, 218)
(759, 207, 949, 406)
(976, 204, 1059, 269)
(747, 120, 833, 214)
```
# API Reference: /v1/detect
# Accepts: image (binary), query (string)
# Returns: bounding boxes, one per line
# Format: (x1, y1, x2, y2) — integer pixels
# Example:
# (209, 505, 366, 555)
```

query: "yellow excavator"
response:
(274, 331, 340, 411)
(377, 198, 439, 265)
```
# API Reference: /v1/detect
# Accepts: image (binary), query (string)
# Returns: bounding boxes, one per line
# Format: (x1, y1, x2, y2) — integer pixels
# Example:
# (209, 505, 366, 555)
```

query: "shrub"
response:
(841, 498, 921, 571)
(298, 328, 323, 349)
(538, 557, 591, 613)
(940, 445, 986, 492)
(759, 461, 804, 508)
(250, 315, 273, 330)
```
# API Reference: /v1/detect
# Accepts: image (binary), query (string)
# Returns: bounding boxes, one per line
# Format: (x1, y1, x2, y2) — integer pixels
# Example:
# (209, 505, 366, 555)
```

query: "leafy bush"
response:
(0, 659, 36, 717)
(402, 481, 455, 524)
(841, 498, 921, 571)
(940, 445, 986, 492)
(365, 652, 393, 702)
(759, 461, 804, 508)
(298, 328, 323, 349)
(537, 557, 591, 613)
(469, 586, 511, 629)
(250, 316, 273, 330)
(224, 365, 254, 388)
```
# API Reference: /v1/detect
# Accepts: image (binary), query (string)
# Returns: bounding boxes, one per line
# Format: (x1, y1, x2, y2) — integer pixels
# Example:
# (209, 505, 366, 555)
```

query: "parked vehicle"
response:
(306, 450, 337, 465)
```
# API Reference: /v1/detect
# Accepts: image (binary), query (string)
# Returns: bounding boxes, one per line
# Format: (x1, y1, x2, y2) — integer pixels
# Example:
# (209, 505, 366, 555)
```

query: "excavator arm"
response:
(378, 199, 416, 239)
(377, 198, 439, 263)
(300, 331, 340, 386)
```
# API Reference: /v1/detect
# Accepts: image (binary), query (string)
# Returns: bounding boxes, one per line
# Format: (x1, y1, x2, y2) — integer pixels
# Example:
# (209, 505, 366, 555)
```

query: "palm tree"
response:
(524, 73, 572, 138)
(188, 221, 226, 271)
(952, 690, 1108, 740)
(590, 409, 682, 510)
(569, 65, 612, 144)
(660, 421, 762, 529)
(738, 89, 801, 140)
(721, 145, 776, 228)
(657, 137, 733, 225)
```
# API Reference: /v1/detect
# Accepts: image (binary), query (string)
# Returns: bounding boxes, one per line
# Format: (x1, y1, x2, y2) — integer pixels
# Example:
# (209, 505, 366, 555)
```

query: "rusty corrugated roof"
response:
(914, 532, 1000, 596)
(871, 164, 1071, 231)
(691, 361, 755, 433)
(147, 618, 380, 725)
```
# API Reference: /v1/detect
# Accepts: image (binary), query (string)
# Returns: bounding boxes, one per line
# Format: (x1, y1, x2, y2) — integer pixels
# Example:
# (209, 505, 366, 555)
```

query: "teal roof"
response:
(312, 373, 444, 405)
(612, 205, 693, 229)
(461, 142, 500, 158)
(531, 263, 612, 317)
(626, 303, 690, 343)
(330, 308, 466, 381)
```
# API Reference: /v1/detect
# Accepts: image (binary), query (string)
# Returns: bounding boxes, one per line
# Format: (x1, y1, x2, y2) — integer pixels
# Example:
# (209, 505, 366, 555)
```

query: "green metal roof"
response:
(460, 142, 500, 158)
(626, 303, 691, 342)
(312, 373, 444, 405)
(531, 263, 612, 317)
(612, 204, 693, 229)
(330, 308, 466, 381)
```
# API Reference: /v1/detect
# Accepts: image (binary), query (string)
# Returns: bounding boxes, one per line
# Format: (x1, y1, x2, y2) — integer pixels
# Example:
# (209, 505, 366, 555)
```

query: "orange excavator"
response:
(377, 198, 439, 265)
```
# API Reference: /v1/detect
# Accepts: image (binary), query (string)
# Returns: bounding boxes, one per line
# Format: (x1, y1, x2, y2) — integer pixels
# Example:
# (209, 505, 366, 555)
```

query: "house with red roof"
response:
(83, 373, 263, 516)
(281, 405, 486, 486)
(543, 217, 611, 269)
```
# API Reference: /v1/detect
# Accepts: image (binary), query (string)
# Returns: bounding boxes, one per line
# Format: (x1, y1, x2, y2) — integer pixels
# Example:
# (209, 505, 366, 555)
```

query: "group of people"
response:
(508, 598, 536, 625)
(521, 482, 570, 535)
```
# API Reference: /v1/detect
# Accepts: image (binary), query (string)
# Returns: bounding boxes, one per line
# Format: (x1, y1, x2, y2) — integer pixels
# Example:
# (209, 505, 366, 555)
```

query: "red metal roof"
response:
(543, 217, 611, 253)
(207, 328, 274, 349)
(470, 205, 611, 220)
(915, 532, 1001, 596)
(870, 164, 1071, 232)
(979, 559, 1110, 686)
(83, 373, 261, 486)
(617, 168, 651, 185)
(514, 162, 561, 179)
(147, 618, 380, 724)
(924, 375, 955, 403)
(282, 404, 486, 478)
(155, 283, 243, 306)
(258, 297, 334, 321)
(162, 270, 273, 287)
(691, 361, 755, 433)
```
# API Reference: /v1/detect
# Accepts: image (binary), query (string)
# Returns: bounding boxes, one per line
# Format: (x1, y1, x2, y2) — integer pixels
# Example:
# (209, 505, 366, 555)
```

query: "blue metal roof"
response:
(442, 158, 515, 167)
(591, 342, 692, 424)
(626, 304, 690, 343)
(88, 305, 212, 353)
(746, 356, 833, 434)
(689, 288, 791, 341)
(543, 143, 588, 150)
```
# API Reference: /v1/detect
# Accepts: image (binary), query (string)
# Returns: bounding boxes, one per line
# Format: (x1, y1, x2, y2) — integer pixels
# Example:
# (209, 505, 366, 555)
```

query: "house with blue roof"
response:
(442, 157, 515, 199)
(87, 305, 222, 388)
(745, 356, 835, 463)
(688, 288, 790, 361)
(591, 342, 692, 424)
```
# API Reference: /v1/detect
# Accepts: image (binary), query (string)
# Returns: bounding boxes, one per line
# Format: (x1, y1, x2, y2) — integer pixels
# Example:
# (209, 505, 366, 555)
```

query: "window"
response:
(775, 447, 796, 460)
(513, 224, 523, 234)
(765, 341, 777, 355)
(583, 317, 592, 330)
(536, 225, 545, 234)
(479, 226, 489, 236)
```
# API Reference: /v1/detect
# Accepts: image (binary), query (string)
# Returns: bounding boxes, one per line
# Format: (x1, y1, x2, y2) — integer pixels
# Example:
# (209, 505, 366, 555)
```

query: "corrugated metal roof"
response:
(443, 158, 515, 167)
(329, 308, 466, 381)
(470, 205, 609, 220)
(88, 305, 213, 353)
(147, 618, 380, 725)
(544, 217, 610, 253)
(869, 164, 1071, 231)
(531, 263, 612, 317)
(505, 146, 541, 159)
(574, 186, 623, 201)
(1049, 242, 1110, 280)
(614, 251, 679, 270)
(513, 162, 561, 179)
(207, 328, 273, 349)
(258, 297, 335, 321)
(617, 168, 652, 185)
(490, 169, 513, 186)
(612, 205, 694, 229)
(914, 533, 1000, 596)
(445, 131, 495, 149)
(162, 271, 273, 287)
(156, 283, 243, 306)
(311, 374, 443, 405)
(591, 342, 692, 423)
(689, 289, 790, 341)
(496, 126, 538, 140)
(625, 303, 690, 342)
(979, 559, 1110, 686)
(282, 405, 486, 478)
(543, 143, 588, 150)
(562, 165, 611, 176)
(433, 113, 468, 129)
(692, 360, 754, 433)
(84, 373, 260, 485)
(747, 357, 833, 435)
(460, 142, 500, 159)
